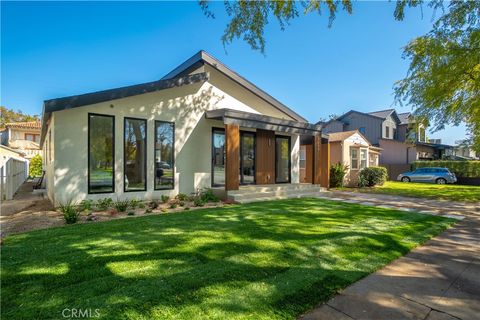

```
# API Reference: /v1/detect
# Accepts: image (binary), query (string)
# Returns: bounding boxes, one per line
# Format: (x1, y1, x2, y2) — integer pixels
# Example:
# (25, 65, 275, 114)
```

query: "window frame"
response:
(360, 148, 368, 169)
(350, 147, 359, 170)
(123, 117, 147, 193)
(154, 120, 175, 191)
(87, 113, 115, 195)
(385, 126, 390, 139)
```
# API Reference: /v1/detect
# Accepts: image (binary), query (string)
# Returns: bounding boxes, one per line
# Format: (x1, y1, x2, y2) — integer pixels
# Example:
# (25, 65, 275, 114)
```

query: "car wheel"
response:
(401, 177, 410, 182)
(436, 178, 447, 185)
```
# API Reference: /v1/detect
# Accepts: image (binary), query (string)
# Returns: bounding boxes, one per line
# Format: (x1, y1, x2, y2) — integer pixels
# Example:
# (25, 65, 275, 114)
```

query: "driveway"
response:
(301, 191, 480, 320)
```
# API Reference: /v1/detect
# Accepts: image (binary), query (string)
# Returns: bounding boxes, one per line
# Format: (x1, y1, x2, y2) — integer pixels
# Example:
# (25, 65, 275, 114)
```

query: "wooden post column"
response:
(320, 137, 330, 188)
(225, 124, 240, 191)
(255, 129, 275, 184)
(313, 135, 322, 185)
(314, 135, 331, 188)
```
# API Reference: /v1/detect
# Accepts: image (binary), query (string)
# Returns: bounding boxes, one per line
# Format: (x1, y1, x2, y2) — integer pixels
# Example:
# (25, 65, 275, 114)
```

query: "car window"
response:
(415, 169, 424, 173)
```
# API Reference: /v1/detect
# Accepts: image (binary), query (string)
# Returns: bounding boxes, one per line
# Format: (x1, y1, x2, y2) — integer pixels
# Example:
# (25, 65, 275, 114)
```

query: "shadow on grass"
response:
(1, 198, 453, 319)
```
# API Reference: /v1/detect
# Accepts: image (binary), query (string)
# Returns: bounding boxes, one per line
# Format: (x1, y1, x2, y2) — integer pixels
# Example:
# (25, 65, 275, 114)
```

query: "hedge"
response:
(358, 166, 388, 187)
(412, 161, 480, 178)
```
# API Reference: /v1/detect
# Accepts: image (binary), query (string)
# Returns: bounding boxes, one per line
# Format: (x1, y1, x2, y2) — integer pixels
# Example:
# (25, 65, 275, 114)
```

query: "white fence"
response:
(0, 157, 28, 201)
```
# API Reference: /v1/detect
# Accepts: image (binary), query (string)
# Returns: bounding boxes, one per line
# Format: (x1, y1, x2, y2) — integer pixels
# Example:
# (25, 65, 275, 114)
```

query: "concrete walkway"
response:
(301, 191, 480, 320)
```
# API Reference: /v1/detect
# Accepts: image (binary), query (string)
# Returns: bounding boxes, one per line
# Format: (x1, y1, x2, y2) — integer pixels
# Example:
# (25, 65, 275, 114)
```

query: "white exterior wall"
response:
(382, 115, 397, 139)
(50, 76, 303, 204)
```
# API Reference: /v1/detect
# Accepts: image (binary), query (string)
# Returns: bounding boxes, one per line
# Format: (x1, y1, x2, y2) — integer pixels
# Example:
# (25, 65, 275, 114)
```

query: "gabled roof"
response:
(335, 110, 386, 122)
(4, 121, 41, 130)
(327, 130, 371, 145)
(161, 50, 307, 123)
(368, 109, 401, 124)
(397, 112, 411, 125)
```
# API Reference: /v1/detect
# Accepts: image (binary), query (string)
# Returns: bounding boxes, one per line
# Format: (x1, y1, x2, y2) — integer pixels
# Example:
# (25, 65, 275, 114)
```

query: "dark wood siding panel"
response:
(320, 138, 330, 188)
(313, 135, 322, 184)
(225, 124, 240, 190)
(255, 129, 275, 184)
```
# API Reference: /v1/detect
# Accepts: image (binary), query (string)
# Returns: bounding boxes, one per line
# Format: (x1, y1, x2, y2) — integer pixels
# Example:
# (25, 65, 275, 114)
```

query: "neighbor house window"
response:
(360, 148, 367, 169)
(88, 114, 115, 194)
(385, 126, 390, 138)
(155, 121, 174, 190)
(350, 148, 359, 169)
(359, 127, 366, 135)
(25, 133, 40, 143)
(124, 118, 147, 192)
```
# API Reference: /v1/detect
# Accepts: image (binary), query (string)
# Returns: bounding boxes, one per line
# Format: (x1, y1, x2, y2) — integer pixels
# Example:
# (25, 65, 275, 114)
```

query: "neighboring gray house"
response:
(319, 109, 452, 167)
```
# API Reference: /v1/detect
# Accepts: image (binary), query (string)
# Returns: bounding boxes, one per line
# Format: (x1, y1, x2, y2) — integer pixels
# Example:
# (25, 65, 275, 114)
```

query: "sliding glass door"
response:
(275, 136, 291, 183)
(240, 132, 255, 184)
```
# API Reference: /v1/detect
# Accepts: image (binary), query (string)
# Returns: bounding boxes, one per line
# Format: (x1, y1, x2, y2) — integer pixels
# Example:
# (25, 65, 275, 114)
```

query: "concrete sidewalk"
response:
(301, 192, 480, 320)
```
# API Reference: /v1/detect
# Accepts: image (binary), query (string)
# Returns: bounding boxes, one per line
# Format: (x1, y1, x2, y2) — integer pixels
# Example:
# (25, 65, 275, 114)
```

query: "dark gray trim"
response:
(40, 72, 209, 147)
(205, 109, 324, 136)
(162, 50, 308, 123)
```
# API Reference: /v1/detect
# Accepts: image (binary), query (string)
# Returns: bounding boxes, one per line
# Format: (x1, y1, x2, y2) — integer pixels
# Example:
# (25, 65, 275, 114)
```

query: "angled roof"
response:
(40, 72, 209, 146)
(327, 130, 371, 145)
(336, 110, 386, 122)
(161, 50, 307, 122)
(368, 109, 395, 119)
(397, 112, 411, 125)
(4, 121, 41, 130)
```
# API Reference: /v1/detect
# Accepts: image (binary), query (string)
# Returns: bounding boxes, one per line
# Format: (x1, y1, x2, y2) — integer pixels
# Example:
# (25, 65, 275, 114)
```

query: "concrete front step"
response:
(227, 184, 326, 203)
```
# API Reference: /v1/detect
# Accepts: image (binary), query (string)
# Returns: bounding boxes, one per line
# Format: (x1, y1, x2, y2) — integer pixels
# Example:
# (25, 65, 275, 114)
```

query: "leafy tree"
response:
(0, 106, 39, 127)
(201, 0, 480, 150)
(29, 154, 43, 177)
(394, 1, 480, 152)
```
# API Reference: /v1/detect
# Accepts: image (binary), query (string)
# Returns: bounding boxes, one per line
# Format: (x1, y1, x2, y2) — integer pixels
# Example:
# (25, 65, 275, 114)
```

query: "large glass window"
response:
(88, 114, 114, 194)
(275, 136, 290, 183)
(155, 121, 174, 190)
(212, 129, 226, 186)
(124, 118, 146, 192)
(240, 132, 255, 184)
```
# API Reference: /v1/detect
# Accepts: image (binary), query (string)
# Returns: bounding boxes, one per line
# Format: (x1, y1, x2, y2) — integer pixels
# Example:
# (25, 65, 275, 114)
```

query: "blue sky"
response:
(1, 1, 466, 144)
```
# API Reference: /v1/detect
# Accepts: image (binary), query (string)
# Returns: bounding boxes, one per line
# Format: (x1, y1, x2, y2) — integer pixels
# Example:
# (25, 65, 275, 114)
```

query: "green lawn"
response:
(350, 181, 480, 202)
(1, 198, 453, 320)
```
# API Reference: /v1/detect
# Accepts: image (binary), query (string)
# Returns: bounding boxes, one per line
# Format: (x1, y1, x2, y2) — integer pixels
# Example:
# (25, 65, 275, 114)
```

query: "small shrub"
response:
(176, 193, 189, 201)
(96, 198, 113, 211)
(79, 199, 94, 212)
(86, 213, 98, 222)
(129, 198, 140, 209)
(58, 200, 80, 224)
(358, 166, 388, 187)
(29, 154, 43, 178)
(330, 163, 349, 188)
(145, 208, 152, 214)
(127, 211, 135, 216)
(184, 207, 190, 211)
(170, 203, 178, 209)
(114, 199, 130, 212)
(193, 197, 205, 207)
(161, 208, 167, 213)
(161, 195, 170, 203)
(149, 200, 159, 209)
(200, 188, 220, 202)
(178, 201, 185, 207)
(138, 203, 145, 209)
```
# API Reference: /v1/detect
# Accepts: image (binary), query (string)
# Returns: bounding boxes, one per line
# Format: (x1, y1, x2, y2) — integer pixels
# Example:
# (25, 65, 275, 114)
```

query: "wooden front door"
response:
(300, 144, 313, 183)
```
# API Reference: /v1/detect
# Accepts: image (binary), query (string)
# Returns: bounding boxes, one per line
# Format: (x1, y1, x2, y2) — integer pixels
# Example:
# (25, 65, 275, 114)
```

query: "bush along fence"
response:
(412, 160, 480, 185)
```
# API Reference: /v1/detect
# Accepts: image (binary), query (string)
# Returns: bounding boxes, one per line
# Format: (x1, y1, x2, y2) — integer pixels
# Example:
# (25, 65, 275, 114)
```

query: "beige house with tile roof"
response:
(1, 121, 42, 159)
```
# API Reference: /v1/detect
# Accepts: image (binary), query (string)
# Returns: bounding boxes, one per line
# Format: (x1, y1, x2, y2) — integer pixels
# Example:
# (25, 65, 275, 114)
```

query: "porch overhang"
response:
(205, 109, 327, 137)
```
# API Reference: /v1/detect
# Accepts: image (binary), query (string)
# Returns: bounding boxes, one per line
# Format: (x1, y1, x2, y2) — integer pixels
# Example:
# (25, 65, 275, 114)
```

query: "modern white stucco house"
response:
(40, 51, 330, 204)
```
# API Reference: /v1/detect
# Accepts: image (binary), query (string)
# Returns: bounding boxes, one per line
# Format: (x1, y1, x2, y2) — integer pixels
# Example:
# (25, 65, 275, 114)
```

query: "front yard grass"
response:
(349, 181, 480, 202)
(1, 198, 454, 320)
